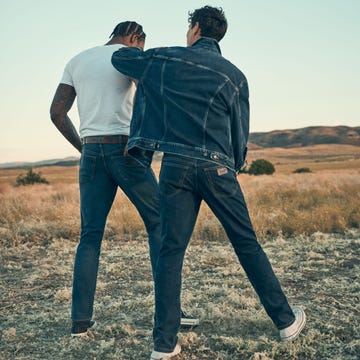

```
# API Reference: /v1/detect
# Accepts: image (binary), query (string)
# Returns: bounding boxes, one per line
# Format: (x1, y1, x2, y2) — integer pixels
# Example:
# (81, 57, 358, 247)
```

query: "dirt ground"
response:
(1, 231, 359, 359)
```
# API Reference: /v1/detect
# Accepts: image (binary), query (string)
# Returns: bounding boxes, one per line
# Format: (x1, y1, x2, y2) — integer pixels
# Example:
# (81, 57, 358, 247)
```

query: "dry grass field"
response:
(1, 144, 359, 359)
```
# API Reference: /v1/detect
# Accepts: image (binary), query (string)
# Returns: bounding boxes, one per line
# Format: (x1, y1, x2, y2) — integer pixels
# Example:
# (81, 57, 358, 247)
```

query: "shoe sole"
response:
(180, 318, 200, 327)
(150, 344, 181, 359)
(281, 310, 306, 342)
(71, 321, 97, 338)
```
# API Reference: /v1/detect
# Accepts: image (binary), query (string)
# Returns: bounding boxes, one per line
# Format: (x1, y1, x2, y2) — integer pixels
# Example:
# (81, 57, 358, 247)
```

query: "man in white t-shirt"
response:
(50, 21, 198, 338)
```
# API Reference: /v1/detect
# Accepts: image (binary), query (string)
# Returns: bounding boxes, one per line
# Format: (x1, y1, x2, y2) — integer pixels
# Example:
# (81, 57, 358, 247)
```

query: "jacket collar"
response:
(190, 37, 222, 55)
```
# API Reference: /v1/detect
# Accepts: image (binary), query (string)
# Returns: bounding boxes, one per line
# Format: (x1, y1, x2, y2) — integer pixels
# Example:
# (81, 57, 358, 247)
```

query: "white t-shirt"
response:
(60, 44, 135, 138)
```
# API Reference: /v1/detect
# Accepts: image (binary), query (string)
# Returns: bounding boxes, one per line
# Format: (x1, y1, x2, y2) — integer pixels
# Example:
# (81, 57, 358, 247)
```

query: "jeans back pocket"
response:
(203, 166, 239, 198)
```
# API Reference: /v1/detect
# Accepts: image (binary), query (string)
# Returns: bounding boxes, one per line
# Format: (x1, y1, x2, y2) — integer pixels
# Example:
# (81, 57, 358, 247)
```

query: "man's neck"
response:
(105, 37, 124, 46)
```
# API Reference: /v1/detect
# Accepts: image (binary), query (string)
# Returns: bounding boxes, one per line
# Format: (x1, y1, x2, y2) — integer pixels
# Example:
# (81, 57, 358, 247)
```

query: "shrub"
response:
(293, 167, 312, 174)
(248, 159, 275, 175)
(15, 168, 49, 186)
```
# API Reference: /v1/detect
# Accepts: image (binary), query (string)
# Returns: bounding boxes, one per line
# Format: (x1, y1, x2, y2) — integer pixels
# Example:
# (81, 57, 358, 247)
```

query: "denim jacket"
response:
(111, 37, 249, 172)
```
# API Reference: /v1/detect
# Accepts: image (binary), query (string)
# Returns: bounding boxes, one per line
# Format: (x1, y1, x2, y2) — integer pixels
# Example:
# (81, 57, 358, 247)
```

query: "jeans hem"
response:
(277, 317, 296, 330)
(71, 318, 92, 322)
(154, 347, 176, 353)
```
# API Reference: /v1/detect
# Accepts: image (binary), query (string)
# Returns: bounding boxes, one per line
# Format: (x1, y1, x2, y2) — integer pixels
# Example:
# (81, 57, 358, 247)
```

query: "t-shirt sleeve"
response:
(60, 62, 73, 86)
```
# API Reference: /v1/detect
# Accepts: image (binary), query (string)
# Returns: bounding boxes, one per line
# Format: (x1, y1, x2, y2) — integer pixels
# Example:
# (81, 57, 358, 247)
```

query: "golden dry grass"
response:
(245, 144, 360, 174)
(242, 171, 360, 237)
(1, 168, 359, 244)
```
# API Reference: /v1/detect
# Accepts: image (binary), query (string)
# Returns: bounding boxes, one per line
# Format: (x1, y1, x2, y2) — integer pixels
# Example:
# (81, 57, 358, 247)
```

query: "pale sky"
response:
(0, 0, 359, 163)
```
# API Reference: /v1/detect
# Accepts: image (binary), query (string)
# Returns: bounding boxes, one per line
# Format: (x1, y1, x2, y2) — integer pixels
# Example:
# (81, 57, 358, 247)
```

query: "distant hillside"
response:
(0, 157, 79, 170)
(249, 126, 360, 148)
(1, 126, 359, 169)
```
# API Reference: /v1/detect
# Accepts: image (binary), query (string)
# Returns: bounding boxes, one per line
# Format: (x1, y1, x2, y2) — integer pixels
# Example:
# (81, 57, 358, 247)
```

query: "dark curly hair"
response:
(188, 6, 227, 42)
(109, 21, 146, 41)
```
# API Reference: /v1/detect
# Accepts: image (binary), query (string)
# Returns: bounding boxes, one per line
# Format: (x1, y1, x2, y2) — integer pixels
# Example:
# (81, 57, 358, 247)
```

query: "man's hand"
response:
(50, 84, 82, 153)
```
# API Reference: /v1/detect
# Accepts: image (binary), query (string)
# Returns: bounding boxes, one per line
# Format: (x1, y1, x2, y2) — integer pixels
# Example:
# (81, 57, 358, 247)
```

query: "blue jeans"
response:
(72, 143, 161, 321)
(153, 154, 295, 352)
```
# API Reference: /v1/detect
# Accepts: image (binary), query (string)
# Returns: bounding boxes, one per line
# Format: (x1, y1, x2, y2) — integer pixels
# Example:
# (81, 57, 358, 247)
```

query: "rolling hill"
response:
(1, 126, 358, 169)
(0, 157, 80, 170)
(249, 125, 359, 148)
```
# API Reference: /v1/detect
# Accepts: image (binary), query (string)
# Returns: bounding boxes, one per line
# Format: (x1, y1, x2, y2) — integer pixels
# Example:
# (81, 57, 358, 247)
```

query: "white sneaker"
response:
(280, 306, 306, 342)
(150, 344, 181, 359)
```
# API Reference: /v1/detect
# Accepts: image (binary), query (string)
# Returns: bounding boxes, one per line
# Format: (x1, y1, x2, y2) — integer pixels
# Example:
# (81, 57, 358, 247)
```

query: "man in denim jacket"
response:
(112, 6, 306, 359)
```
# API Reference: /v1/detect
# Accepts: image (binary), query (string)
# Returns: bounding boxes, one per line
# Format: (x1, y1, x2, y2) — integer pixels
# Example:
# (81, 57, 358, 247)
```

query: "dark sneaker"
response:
(280, 307, 306, 342)
(180, 310, 199, 327)
(150, 343, 181, 359)
(71, 320, 96, 338)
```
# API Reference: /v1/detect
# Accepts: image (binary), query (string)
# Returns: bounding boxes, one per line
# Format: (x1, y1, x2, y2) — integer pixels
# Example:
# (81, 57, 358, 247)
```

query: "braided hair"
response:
(109, 21, 146, 41)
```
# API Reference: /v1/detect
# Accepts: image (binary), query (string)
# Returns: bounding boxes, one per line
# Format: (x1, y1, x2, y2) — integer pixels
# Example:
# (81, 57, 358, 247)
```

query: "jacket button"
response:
(202, 151, 208, 157)
(155, 143, 160, 149)
(211, 153, 219, 160)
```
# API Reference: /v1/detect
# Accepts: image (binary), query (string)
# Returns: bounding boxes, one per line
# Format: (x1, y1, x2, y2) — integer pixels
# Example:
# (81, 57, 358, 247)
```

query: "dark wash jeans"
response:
(72, 143, 161, 321)
(153, 154, 295, 352)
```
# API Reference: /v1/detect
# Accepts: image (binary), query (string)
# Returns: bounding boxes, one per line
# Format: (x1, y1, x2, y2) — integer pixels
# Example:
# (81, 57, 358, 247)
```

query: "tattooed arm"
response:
(50, 84, 82, 153)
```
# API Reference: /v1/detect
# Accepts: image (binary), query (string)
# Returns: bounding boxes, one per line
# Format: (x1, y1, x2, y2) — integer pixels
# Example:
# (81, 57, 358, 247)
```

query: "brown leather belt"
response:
(81, 135, 129, 145)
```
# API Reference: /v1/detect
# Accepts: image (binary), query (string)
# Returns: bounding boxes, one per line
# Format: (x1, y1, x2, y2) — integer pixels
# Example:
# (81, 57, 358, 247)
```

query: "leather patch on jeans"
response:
(217, 167, 228, 176)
